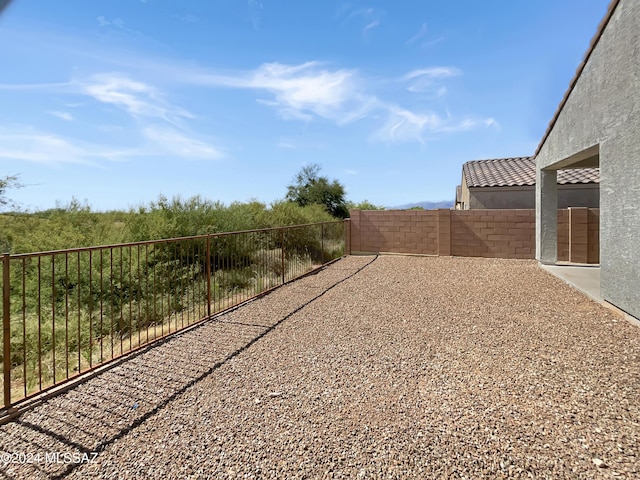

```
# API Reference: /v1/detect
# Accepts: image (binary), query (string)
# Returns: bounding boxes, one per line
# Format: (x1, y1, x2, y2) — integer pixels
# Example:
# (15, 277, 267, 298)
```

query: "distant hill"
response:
(388, 200, 454, 210)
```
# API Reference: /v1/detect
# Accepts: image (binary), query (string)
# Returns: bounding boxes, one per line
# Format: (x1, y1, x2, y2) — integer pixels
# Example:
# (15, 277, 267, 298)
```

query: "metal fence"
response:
(1, 221, 346, 411)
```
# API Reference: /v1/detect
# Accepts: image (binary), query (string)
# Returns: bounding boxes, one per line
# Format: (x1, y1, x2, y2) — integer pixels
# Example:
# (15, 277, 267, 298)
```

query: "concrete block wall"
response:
(569, 207, 589, 263)
(349, 208, 599, 263)
(450, 209, 535, 259)
(349, 210, 439, 254)
(587, 209, 600, 264)
(557, 210, 570, 262)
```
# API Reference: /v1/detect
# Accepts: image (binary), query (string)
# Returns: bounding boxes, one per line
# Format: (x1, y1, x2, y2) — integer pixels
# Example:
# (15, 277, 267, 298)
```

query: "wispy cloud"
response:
(405, 22, 428, 45)
(421, 36, 446, 49)
(0, 82, 72, 91)
(0, 127, 131, 165)
(276, 139, 296, 149)
(96, 16, 144, 38)
(403, 67, 461, 93)
(372, 107, 496, 144)
(337, 5, 383, 36)
(374, 107, 440, 144)
(405, 22, 445, 50)
(0, 123, 224, 166)
(80, 73, 195, 126)
(142, 126, 223, 160)
(49, 111, 74, 121)
(363, 20, 380, 33)
(345, 169, 358, 175)
(169, 60, 494, 144)
(191, 61, 376, 125)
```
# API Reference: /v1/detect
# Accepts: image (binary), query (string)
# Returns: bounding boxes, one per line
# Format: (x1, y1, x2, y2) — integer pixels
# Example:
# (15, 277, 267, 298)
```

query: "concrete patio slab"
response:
(541, 263, 640, 327)
(540, 263, 602, 303)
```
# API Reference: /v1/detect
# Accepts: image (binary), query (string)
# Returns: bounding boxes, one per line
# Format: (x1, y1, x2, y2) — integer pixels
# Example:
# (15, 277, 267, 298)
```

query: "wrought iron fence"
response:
(1, 221, 346, 411)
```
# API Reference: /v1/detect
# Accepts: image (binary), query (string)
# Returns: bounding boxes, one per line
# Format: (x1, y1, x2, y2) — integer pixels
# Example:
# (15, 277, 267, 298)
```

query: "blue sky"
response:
(0, 0, 610, 211)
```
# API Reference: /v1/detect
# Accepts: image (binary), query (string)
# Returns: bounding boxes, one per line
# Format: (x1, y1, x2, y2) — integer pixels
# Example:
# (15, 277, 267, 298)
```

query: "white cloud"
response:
(80, 73, 194, 126)
(142, 126, 223, 160)
(421, 36, 446, 49)
(0, 124, 224, 165)
(374, 107, 440, 144)
(405, 23, 445, 49)
(372, 106, 496, 144)
(435, 117, 499, 133)
(96, 16, 110, 27)
(191, 61, 376, 125)
(0, 127, 131, 165)
(249, 62, 370, 122)
(175, 60, 493, 144)
(96, 16, 144, 38)
(403, 67, 461, 93)
(0, 82, 71, 91)
(345, 169, 358, 175)
(363, 20, 380, 33)
(49, 111, 74, 121)
(337, 5, 382, 35)
(406, 23, 428, 45)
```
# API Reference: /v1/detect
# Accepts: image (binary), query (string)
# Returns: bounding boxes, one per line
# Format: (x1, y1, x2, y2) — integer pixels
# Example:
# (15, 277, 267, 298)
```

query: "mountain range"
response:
(388, 200, 454, 210)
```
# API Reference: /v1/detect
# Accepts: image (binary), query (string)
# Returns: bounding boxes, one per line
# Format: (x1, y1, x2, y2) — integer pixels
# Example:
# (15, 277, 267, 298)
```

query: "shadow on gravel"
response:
(0, 256, 377, 480)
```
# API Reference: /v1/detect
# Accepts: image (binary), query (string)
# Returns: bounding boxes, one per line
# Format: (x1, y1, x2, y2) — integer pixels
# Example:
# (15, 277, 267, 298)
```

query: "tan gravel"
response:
(1, 255, 639, 479)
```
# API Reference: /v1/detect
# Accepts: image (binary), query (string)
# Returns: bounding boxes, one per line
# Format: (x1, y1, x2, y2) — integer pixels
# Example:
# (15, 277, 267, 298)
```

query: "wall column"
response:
(536, 169, 558, 264)
(348, 209, 361, 253)
(437, 209, 451, 256)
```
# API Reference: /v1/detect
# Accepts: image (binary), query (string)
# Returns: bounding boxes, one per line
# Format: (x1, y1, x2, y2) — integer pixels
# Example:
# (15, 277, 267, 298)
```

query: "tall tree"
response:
(0, 174, 22, 211)
(286, 164, 349, 219)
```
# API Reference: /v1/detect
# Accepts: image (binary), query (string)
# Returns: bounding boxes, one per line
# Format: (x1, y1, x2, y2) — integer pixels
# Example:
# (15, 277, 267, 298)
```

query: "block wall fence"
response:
(347, 208, 599, 264)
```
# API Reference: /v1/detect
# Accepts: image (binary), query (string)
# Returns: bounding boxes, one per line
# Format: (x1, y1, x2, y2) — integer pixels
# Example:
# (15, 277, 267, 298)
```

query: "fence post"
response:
(280, 229, 285, 285)
(3, 254, 11, 409)
(321, 224, 325, 264)
(206, 235, 212, 318)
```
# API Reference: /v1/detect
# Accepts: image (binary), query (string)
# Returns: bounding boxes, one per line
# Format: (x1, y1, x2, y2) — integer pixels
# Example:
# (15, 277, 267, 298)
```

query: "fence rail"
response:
(1, 221, 346, 411)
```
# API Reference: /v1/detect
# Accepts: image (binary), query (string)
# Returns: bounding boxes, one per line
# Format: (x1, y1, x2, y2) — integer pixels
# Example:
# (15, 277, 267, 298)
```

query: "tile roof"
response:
(463, 157, 600, 188)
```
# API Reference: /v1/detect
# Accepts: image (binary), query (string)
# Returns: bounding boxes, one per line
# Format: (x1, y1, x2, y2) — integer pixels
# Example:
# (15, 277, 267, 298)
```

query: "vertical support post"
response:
(205, 235, 212, 318)
(536, 168, 558, 264)
(280, 229, 285, 285)
(321, 224, 325, 264)
(3, 254, 11, 409)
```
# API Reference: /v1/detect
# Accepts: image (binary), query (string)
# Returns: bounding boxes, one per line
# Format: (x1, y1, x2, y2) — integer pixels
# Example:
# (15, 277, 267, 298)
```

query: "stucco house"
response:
(455, 157, 599, 209)
(535, 0, 639, 320)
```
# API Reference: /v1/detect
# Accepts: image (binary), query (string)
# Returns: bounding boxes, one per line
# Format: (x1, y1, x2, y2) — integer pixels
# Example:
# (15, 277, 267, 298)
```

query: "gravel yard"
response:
(1, 255, 639, 479)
